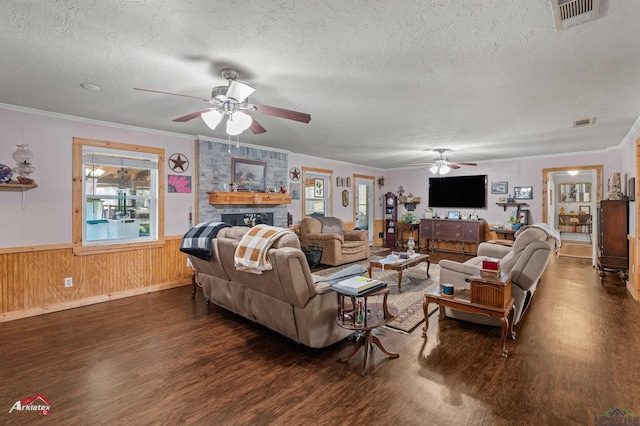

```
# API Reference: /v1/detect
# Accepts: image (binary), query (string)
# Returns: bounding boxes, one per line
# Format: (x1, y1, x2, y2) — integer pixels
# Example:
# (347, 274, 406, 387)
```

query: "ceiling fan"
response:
(134, 68, 311, 135)
(408, 149, 477, 175)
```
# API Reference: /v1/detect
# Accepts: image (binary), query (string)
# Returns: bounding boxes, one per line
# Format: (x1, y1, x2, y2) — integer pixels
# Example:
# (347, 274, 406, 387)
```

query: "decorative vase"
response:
(407, 237, 415, 256)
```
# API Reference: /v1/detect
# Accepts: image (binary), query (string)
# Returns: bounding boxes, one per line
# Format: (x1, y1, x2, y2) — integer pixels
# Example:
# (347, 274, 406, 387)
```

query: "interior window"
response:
(302, 167, 332, 218)
(73, 138, 164, 253)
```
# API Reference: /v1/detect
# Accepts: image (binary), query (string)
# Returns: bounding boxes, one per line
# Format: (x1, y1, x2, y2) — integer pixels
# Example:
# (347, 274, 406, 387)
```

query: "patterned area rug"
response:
(314, 258, 439, 333)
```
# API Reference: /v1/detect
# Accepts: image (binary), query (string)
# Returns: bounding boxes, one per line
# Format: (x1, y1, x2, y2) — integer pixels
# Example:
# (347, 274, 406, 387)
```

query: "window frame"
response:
(302, 167, 333, 218)
(72, 137, 165, 255)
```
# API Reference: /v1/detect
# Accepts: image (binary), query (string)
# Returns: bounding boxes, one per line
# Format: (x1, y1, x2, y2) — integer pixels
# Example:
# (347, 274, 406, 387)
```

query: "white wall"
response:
(0, 106, 196, 249)
(286, 153, 384, 225)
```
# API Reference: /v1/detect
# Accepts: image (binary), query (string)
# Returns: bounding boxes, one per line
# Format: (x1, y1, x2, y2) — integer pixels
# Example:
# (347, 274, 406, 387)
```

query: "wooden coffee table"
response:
(367, 254, 430, 289)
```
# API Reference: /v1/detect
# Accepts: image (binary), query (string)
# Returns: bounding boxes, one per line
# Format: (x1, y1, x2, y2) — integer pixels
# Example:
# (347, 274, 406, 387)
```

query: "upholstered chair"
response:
(299, 217, 370, 266)
(438, 226, 555, 325)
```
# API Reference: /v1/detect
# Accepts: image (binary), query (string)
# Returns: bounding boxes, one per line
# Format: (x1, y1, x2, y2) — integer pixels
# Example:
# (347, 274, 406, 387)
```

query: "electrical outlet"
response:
(64, 277, 73, 288)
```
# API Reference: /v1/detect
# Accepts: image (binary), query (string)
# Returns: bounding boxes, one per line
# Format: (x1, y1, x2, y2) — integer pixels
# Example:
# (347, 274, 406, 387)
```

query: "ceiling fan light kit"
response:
(135, 67, 310, 137)
(410, 148, 477, 175)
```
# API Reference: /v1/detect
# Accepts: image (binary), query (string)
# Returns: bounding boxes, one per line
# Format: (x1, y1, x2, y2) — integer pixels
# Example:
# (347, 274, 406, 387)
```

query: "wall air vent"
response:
(551, 0, 600, 31)
(573, 117, 597, 127)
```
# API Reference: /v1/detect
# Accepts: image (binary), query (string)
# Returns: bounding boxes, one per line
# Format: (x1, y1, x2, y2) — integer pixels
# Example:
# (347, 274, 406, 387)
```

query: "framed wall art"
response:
(314, 178, 324, 197)
(491, 181, 508, 194)
(290, 182, 301, 200)
(232, 158, 266, 192)
(513, 186, 533, 200)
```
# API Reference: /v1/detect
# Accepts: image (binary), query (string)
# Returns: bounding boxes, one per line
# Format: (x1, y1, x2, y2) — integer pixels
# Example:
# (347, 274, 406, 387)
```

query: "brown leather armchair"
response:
(299, 217, 370, 266)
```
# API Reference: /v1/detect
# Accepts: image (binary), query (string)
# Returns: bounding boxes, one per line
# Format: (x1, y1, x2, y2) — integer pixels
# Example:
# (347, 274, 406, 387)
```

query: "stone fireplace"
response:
(196, 138, 289, 228)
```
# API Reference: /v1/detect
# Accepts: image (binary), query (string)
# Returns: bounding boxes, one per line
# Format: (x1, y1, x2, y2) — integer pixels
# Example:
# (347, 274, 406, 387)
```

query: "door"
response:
(354, 175, 374, 245)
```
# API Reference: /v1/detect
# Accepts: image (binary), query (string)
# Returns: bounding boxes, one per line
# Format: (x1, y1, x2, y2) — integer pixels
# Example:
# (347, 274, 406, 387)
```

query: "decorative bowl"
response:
(0, 164, 13, 183)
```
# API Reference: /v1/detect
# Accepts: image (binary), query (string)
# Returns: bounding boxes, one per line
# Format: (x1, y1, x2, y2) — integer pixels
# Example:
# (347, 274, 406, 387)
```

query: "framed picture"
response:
(232, 158, 266, 192)
(517, 209, 530, 225)
(290, 182, 301, 200)
(579, 205, 590, 215)
(266, 185, 276, 193)
(336, 176, 342, 187)
(168, 175, 192, 193)
(314, 178, 324, 197)
(628, 177, 635, 202)
(514, 186, 533, 200)
(447, 211, 460, 220)
(491, 181, 508, 194)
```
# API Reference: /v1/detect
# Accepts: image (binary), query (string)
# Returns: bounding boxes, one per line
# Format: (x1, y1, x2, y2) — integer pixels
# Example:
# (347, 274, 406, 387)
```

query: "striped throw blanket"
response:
(234, 225, 295, 274)
(180, 222, 231, 261)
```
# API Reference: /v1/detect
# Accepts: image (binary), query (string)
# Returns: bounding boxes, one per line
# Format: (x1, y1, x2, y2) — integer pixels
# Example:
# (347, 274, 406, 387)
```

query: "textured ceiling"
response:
(2, 0, 639, 169)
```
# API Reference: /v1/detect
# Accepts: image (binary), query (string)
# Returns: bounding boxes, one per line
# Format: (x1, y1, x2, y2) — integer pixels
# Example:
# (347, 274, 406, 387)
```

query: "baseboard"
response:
(0, 280, 191, 323)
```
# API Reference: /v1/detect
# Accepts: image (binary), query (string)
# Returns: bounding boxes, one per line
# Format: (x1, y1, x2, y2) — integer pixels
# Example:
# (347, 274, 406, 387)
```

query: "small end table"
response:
(423, 272, 516, 357)
(335, 287, 399, 376)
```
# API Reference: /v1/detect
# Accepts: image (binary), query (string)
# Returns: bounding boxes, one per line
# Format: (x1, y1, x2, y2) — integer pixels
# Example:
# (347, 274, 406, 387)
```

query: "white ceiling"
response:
(2, 0, 639, 169)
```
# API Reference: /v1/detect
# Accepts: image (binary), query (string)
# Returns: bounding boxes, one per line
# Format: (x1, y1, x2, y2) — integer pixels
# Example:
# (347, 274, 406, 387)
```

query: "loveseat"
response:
(438, 226, 556, 325)
(299, 217, 370, 266)
(187, 226, 352, 348)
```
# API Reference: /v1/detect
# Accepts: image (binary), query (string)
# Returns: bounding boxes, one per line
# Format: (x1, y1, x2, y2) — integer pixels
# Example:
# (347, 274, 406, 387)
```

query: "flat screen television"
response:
(428, 174, 487, 209)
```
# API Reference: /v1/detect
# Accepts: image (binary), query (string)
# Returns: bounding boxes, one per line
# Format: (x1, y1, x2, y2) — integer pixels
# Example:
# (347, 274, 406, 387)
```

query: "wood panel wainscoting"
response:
(0, 236, 192, 322)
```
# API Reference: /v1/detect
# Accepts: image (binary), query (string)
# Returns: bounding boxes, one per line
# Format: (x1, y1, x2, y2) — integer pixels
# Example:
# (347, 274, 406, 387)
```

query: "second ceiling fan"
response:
(134, 68, 311, 135)
(409, 149, 477, 175)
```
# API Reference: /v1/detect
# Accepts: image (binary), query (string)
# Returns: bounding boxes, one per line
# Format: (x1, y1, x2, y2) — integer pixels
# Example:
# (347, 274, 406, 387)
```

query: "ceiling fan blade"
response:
(226, 80, 255, 103)
(449, 164, 461, 169)
(408, 162, 435, 166)
(173, 109, 211, 122)
(134, 87, 208, 102)
(249, 119, 267, 134)
(252, 104, 311, 123)
(451, 162, 478, 166)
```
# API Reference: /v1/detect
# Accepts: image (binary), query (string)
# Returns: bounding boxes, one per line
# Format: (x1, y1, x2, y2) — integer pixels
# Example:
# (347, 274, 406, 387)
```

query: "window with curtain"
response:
(73, 138, 164, 253)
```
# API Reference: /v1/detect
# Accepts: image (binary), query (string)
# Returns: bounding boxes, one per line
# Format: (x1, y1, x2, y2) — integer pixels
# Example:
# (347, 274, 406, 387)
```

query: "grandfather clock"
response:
(384, 192, 397, 248)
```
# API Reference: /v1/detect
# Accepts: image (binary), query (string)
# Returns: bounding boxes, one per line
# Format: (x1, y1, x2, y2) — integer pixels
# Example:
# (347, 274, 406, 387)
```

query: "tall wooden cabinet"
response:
(384, 192, 397, 248)
(597, 199, 628, 279)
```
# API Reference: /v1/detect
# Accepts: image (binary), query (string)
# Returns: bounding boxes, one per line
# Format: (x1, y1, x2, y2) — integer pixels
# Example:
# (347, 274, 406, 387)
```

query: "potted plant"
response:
(398, 212, 417, 224)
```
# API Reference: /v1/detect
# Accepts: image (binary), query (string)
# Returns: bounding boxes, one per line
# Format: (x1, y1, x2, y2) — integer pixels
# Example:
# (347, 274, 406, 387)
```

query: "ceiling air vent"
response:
(573, 117, 597, 127)
(551, 0, 600, 31)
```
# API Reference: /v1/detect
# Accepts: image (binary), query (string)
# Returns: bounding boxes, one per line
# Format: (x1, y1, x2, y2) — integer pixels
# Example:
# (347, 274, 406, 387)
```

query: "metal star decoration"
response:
(289, 167, 300, 181)
(169, 153, 189, 173)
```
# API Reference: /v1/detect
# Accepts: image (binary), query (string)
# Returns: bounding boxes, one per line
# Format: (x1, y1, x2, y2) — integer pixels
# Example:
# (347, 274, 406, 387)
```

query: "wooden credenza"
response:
(420, 218, 486, 255)
(597, 199, 628, 280)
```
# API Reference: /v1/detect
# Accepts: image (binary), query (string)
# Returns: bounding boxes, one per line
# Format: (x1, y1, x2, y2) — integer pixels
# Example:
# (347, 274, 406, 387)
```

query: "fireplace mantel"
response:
(207, 191, 292, 205)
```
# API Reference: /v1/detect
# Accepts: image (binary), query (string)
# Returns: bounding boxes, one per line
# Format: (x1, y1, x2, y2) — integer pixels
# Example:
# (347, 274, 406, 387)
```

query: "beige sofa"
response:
(299, 217, 370, 266)
(187, 226, 352, 348)
(438, 226, 555, 325)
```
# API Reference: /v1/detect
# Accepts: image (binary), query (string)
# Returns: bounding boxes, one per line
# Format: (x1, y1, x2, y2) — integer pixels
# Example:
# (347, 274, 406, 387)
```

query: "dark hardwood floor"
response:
(1, 251, 638, 425)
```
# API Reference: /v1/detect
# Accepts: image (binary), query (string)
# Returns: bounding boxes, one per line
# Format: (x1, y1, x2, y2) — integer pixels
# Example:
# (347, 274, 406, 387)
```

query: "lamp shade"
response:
(226, 111, 253, 135)
(430, 166, 439, 174)
(439, 165, 451, 175)
(201, 110, 223, 130)
(226, 80, 255, 103)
